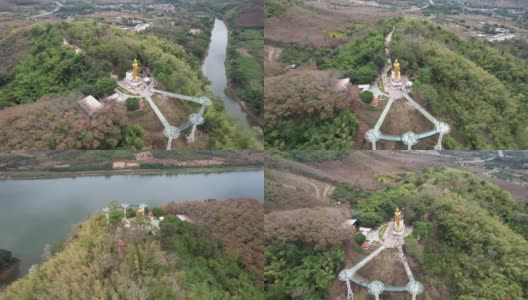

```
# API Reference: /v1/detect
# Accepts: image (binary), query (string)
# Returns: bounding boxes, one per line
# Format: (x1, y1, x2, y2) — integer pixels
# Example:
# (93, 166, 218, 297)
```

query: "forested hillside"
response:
(273, 16, 528, 150)
(0, 21, 259, 150)
(265, 151, 528, 299)
(0, 199, 263, 299)
(388, 18, 528, 149)
(163, 199, 264, 286)
(323, 24, 387, 84)
(333, 167, 528, 299)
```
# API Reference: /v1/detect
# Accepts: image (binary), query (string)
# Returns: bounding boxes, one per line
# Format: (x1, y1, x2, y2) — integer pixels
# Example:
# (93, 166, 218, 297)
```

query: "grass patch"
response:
(378, 224, 388, 241)
(377, 80, 386, 93)
(326, 30, 346, 38)
(238, 56, 263, 91)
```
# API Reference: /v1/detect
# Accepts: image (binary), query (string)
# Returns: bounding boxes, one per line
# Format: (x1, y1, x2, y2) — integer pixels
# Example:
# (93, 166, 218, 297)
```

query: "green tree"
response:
(354, 233, 366, 245)
(92, 76, 116, 98)
(414, 221, 432, 239)
(125, 98, 139, 111)
(118, 124, 144, 150)
(0, 249, 15, 270)
(360, 90, 374, 104)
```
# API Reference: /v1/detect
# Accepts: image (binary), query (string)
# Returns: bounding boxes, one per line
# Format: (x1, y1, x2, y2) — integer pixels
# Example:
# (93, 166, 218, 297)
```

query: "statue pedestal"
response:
(392, 220, 405, 236)
(390, 71, 402, 87)
(125, 71, 141, 88)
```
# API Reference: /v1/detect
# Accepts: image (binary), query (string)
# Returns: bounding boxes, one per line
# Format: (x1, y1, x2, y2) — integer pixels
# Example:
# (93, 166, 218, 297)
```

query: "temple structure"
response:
(390, 59, 402, 86)
(116, 58, 212, 148)
(393, 207, 405, 236)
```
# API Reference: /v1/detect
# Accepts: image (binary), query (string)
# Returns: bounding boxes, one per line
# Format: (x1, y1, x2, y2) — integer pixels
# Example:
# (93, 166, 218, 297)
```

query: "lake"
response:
(202, 18, 253, 128)
(0, 169, 263, 287)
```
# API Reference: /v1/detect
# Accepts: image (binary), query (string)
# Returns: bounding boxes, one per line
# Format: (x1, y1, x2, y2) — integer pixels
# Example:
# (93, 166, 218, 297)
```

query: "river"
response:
(0, 169, 263, 287)
(201, 18, 253, 128)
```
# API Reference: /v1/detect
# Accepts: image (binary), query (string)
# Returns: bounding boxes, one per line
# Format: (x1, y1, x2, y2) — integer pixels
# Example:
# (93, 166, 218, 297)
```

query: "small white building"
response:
(107, 92, 127, 103)
(359, 227, 371, 235)
(358, 84, 371, 92)
(78, 95, 103, 116)
(359, 227, 375, 241)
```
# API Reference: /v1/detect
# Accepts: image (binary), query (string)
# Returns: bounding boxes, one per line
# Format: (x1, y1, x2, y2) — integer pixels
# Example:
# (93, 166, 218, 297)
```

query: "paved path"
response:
(339, 245, 386, 281)
(374, 96, 395, 130)
(397, 246, 415, 282)
(143, 92, 171, 129)
(459, 156, 497, 164)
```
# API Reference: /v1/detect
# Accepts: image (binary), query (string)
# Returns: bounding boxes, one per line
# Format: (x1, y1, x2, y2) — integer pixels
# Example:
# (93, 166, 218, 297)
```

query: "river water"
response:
(0, 169, 263, 286)
(201, 18, 253, 128)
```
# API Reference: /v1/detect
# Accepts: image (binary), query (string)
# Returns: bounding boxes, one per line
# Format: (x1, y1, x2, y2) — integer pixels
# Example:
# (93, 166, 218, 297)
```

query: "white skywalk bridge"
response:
(118, 82, 212, 150)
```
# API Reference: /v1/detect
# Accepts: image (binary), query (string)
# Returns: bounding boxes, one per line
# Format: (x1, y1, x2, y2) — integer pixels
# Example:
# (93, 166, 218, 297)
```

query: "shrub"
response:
(108, 210, 122, 225)
(360, 91, 374, 104)
(354, 233, 366, 245)
(126, 98, 139, 111)
(0, 249, 15, 270)
(151, 207, 164, 217)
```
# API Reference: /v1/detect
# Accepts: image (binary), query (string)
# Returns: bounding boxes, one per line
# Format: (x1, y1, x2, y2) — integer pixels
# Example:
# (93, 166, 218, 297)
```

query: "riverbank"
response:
(200, 20, 260, 126)
(225, 82, 264, 127)
(0, 259, 20, 282)
(0, 165, 263, 180)
(201, 19, 252, 127)
(223, 18, 264, 128)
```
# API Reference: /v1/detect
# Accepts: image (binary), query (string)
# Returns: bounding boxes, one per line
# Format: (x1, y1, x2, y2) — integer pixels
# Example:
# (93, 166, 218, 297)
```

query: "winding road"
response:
(28, 1, 63, 19)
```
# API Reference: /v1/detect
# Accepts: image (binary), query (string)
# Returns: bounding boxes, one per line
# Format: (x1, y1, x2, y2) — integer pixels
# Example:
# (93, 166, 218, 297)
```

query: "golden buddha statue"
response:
(136, 207, 144, 218)
(132, 58, 139, 81)
(393, 59, 400, 82)
(395, 207, 401, 231)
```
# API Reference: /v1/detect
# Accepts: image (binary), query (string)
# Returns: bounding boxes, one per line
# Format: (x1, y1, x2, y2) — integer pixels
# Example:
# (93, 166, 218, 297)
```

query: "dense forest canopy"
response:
(388, 18, 527, 149)
(163, 199, 264, 286)
(323, 30, 386, 85)
(0, 24, 115, 108)
(265, 208, 346, 299)
(264, 71, 358, 150)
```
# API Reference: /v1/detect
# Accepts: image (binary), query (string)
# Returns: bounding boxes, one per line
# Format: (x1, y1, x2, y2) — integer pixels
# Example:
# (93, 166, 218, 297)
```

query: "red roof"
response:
(139, 102, 145, 110)
(371, 98, 380, 106)
(361, 242, 370, 249)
